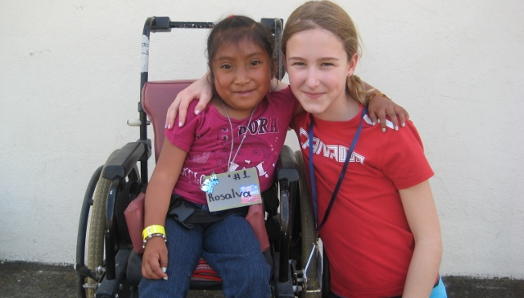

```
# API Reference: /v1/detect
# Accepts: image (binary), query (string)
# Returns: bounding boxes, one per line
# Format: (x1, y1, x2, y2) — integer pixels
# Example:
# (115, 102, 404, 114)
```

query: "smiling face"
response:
(285, 27, 358, 120)
(211, 39, 272, 118)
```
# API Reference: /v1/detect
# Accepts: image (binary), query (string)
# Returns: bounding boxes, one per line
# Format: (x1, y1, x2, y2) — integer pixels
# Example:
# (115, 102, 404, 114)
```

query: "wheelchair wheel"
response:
(295, 150, 322, 298)
(76, 150, 119, 298)
(76, 165, 102, 298)
(86, 174, 112, 297)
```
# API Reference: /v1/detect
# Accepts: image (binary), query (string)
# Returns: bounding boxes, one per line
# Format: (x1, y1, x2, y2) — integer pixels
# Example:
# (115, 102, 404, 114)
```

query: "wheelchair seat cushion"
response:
(191, 258, 222, 282)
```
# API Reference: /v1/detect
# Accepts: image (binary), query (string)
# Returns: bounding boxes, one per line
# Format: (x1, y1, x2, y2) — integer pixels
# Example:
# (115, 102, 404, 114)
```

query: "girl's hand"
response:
(141, 237, 169, 280)
(367, 95, 409, 132)
(165, 74, 213, 129)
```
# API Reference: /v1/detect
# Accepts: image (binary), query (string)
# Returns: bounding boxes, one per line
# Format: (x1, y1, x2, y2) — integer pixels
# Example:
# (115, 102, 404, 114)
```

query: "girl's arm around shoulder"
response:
(367, 94, 409, 132)
(399, 180, 443, 298)
(142, 138, 188, 280)
(362, 81, 409, 132)
(166, 72, 213, 129)
(166, 75, 289, 127)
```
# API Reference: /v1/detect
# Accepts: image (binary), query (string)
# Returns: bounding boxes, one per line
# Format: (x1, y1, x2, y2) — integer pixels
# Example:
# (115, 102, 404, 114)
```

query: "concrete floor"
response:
(1, 261, 523, 298)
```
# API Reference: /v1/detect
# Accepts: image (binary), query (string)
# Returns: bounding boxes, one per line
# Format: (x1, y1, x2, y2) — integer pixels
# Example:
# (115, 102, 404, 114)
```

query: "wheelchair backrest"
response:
(141, 80, 194, 161)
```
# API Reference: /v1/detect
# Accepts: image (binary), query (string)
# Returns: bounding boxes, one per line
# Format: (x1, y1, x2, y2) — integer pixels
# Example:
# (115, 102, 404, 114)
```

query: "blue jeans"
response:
(139, 210, 271, 298)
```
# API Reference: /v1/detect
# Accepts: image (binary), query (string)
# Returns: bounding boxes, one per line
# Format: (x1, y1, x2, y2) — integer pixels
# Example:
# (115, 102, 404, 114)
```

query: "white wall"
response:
(0, 0, 523, 278)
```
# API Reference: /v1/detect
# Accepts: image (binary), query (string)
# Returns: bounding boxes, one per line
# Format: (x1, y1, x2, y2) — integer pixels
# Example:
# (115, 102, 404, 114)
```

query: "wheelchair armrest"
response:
(276, 145, 300, 182)
(102, 140, 150, 180)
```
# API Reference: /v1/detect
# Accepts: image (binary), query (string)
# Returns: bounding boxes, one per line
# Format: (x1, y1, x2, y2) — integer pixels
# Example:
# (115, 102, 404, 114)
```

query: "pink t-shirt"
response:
(291, 104, 434, 298)
(165, 87, 298, 205)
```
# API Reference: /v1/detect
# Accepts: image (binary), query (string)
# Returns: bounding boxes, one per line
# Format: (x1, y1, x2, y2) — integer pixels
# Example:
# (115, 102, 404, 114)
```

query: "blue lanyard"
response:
(308, 107, 367, 231)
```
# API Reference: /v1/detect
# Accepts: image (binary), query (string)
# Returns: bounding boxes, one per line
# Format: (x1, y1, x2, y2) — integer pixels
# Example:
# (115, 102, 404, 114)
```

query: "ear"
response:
(347, 53, 359, 76)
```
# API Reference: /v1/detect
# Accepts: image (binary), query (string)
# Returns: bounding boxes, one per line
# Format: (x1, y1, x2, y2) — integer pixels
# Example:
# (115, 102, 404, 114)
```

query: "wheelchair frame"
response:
(75, 16, 324, 298)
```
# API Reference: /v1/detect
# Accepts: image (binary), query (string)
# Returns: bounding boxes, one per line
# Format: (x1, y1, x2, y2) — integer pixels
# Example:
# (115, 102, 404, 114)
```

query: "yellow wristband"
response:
(142, 225, 166, 240)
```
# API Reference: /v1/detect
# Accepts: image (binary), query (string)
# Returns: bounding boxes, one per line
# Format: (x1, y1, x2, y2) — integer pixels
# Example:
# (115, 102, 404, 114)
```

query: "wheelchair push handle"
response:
(150, 16, 217, 32)
(149, 16, 282, 32)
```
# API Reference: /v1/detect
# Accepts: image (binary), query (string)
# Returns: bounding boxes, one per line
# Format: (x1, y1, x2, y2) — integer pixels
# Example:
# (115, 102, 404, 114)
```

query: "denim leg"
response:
(202, 212, 271, 298)
(139, 217, 203, 298)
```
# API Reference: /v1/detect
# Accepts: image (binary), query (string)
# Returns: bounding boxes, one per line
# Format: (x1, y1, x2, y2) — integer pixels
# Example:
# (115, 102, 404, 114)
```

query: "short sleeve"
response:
(381, 122, 434, 189)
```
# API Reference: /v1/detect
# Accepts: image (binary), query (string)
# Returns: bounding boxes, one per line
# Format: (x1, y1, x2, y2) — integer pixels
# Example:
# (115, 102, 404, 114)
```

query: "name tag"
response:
(200, 168, 262, 212)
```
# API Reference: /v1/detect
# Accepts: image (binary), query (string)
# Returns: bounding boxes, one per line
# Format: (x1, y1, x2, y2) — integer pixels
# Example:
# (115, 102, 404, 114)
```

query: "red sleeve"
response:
(381, 121, 434, 190)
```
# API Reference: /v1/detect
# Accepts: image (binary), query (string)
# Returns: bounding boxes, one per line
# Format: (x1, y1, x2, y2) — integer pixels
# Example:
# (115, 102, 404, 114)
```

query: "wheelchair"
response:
(75, 16, 325, 298)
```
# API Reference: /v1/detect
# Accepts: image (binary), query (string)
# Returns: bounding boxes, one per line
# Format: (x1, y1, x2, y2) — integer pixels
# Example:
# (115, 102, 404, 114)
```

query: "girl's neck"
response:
(211, 97, 252, 120)
(211, 97, 256, 120)
(314, 96, 360, 122)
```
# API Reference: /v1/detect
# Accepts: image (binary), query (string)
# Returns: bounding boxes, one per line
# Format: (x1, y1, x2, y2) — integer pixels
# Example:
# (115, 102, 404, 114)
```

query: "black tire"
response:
(295, 150, 321, 298)
(84, 150, 119, 298)
(76, 166, 103, 298)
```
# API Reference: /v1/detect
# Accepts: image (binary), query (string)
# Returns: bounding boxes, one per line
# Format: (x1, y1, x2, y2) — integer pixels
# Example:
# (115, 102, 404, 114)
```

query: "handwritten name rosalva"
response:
(207, 189, 252, 202)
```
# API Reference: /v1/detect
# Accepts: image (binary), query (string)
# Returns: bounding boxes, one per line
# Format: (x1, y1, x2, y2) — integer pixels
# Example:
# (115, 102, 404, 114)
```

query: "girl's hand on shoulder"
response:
(141, 237, 169, 280)
(367, 94, 409, 132)
(165, 74, 213, 129)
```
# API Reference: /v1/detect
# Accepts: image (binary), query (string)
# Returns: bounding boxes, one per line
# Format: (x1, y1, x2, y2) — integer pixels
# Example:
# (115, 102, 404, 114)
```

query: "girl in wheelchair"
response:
(139, 15, 300, 298)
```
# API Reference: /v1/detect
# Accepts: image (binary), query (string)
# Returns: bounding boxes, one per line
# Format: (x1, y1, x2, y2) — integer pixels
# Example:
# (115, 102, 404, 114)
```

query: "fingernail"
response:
(382, 127, 386, 133)
(395, 126, 399, 131)
(163, 276, 168, 280)
(402, 122, 406, 127)
(178, 122, 183, 127)
(377, 119, 381, 123)
(372, 122, 376, 126)
(195, 110, 200, 115)
(162, 267, 167, 273)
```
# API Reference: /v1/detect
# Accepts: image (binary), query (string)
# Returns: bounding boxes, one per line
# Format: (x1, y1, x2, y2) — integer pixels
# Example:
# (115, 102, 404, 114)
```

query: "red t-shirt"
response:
(291, 104, 434, 297)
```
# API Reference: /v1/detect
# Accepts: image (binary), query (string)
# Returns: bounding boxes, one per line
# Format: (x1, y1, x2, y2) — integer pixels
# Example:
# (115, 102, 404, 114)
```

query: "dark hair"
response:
(207, 15, 276, 87)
